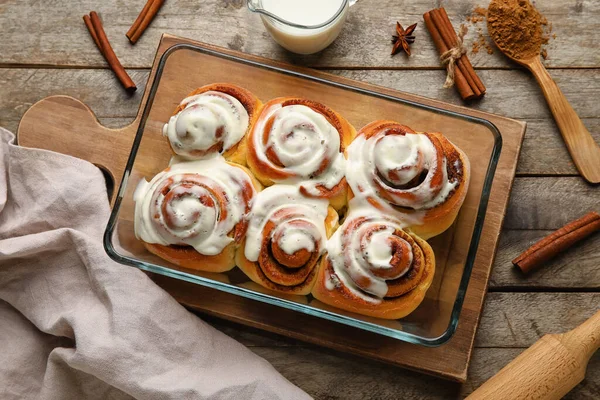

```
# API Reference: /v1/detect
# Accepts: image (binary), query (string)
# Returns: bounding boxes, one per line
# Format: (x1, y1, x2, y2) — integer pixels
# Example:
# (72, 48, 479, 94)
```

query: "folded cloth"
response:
(0, 128, 309, 400)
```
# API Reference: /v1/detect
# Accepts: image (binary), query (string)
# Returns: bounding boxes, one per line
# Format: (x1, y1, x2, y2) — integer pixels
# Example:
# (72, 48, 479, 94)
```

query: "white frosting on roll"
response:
(252, 103, 346, 195)
(163, 91, 249, 158)
(276, 225, 316, 255)
(325, 210, 414, 303)
(364, 228, 395, 268)
(134, 157, 255, 255)
(244, 185, 331, 262)
(373, 134, 430, 186)
(346, 128, 458, 220)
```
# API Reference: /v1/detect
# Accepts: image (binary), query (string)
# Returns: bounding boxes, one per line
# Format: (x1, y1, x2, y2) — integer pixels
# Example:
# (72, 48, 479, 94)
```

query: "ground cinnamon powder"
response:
(467, 6, 487, 23)
(487, 0, 549, 60)
(467, 6, 494, 55)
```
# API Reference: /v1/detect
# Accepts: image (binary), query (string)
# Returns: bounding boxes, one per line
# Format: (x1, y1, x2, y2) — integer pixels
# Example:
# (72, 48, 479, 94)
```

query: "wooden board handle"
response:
(16, 95, 137, 205)
(466, 309, 600, 400)
(527, 58, 600, 184)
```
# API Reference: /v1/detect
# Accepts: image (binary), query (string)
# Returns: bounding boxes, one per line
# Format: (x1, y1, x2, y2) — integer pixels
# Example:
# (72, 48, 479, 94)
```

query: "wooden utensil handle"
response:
(561, 308, 600, 362)
(527, 58, 600, 184)
(466, 309, 600, 400)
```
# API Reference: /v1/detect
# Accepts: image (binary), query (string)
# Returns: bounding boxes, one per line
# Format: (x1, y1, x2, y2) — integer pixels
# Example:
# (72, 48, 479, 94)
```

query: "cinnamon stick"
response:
(126, 0, 165, 44)
(513, 211, 600, 274)
(86, 12, 137, 92)
(430, 10, 480, 97)
(423, 8, 486, 100)
(435, 8, 486, 95)
(126, 0, 154, 40)
(423, 12, 475, 100)
(83, 15, 102, 51)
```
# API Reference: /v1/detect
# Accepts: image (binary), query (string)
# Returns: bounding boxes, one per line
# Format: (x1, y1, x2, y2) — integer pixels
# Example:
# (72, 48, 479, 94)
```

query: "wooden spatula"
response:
(487, 1, 600, 184)
(466, 309, 600, 399)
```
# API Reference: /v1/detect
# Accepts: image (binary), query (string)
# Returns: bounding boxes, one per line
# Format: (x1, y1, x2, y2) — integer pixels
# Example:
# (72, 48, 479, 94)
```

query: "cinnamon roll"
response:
(312, 211, 435, 320)
(246, 97, 356, 210)
(163, 83, 262, 165)
(134, 157, 260, 272)
(346, 120, 470, 239)
(236, 185, 339, 295)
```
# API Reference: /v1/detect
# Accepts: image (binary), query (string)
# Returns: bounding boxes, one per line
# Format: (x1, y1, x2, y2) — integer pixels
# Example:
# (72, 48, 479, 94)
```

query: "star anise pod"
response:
(391, 22, 417, 56)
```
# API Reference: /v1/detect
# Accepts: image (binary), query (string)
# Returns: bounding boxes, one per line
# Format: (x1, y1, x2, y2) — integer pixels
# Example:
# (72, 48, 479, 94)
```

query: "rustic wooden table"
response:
(1, 1, 598, 398)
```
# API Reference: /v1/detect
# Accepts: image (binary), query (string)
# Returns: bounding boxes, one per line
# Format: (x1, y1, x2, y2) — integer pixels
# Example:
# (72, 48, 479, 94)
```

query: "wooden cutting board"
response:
(16, 34, 525, 382)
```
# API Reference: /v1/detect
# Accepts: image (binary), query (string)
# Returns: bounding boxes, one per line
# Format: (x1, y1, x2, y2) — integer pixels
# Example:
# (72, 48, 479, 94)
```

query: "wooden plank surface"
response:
(2, 0, 599, 397)
(0, 0, 598, 68)
(205, 292, 600, 399)
(247, 346, 600, 399)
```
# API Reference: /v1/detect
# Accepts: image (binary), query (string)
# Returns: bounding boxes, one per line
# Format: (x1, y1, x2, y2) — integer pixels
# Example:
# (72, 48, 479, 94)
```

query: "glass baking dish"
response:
(104, 43, 502, 346)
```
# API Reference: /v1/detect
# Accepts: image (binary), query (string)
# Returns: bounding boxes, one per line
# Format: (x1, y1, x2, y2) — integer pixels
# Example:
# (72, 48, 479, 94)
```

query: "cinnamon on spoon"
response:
(84, 12, 137, 92)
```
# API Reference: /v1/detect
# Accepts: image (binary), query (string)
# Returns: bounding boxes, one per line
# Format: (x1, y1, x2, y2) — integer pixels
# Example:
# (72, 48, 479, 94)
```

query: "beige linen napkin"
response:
(0, 128, 310, 400)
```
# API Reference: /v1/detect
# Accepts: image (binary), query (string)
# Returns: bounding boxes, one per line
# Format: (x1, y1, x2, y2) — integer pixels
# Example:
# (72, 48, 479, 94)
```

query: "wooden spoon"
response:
(487, 0, 600, 184)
